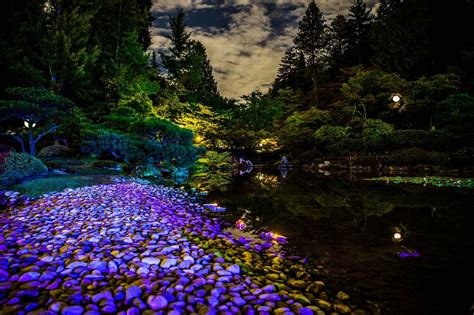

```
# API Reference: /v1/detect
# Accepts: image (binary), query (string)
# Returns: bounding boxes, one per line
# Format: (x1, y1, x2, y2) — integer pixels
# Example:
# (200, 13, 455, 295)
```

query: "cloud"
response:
(150, 0, 378, 98)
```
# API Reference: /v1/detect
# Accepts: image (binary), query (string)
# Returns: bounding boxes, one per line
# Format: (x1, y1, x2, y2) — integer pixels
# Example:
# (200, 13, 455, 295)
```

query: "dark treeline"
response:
(1, 0, 474, 172)
(231, 0, 474, 167)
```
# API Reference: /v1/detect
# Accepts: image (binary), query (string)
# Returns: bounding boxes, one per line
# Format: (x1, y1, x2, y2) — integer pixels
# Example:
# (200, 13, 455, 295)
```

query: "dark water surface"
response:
(201, 169, 474, 315)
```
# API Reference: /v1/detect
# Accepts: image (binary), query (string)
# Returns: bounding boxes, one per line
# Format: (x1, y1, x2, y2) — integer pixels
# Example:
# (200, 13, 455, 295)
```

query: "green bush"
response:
(362, 119, 394, 148)
(384, 148, 449, 165)
(38, 145, 75, 158)
(378, 130, 457, 152)
(315, 125, 350, 144)
(1, 152, 48, 184)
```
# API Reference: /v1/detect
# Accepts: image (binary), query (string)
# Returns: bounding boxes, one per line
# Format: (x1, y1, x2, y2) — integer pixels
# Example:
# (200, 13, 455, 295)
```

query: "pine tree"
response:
(42, 2, 100, 96)
(293, 0, 330, 100)
(347, 0, 373, 65)
(272, 47, 307, 93)
(370, 0, 432, 77)
(329, 15, 350, 67)
(294, 1, 329, 69)
(160, 9, 191, 80)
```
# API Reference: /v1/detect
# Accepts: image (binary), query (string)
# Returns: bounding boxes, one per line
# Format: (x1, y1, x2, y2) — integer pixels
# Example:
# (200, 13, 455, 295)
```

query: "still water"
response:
(195, 168, 474, 315)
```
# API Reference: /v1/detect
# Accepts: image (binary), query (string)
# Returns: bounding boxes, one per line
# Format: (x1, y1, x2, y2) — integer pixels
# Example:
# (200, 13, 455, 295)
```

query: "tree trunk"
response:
(28, 127, 35, 156)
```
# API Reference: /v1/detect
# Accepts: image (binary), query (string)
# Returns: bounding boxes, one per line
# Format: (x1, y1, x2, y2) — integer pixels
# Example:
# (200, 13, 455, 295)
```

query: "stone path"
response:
(0, 181, 362, 314)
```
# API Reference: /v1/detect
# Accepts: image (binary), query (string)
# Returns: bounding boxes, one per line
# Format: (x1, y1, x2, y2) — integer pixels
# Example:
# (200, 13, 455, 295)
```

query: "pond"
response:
(195, 168, 474, 315)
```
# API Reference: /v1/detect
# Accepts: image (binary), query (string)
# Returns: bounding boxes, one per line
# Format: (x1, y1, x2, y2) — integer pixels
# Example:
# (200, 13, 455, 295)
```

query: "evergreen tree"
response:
(160, 9, 191, 80)
(347, 0, 373, 65)
(294, 1, 329, 68)
(42, 2, 100, 97)
(160, 11, 223, 110)
(0, 0, 48, 92)
(293, 0, 330, 100)
(272, 47, 307, 93)
(370, 0, 431, 77)
(329, 15, 350, 68)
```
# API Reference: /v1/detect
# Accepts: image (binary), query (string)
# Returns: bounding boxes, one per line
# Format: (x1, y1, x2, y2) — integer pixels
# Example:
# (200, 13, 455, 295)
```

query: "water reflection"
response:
(202, 169, 474, 315)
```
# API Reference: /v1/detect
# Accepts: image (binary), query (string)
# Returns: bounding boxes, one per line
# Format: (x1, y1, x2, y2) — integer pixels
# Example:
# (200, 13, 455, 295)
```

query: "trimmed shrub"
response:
(1, 152, 48, 184)
(378, 130, 457, 152)
(384, 148, 449, 166)
(38, 145, 75, 158)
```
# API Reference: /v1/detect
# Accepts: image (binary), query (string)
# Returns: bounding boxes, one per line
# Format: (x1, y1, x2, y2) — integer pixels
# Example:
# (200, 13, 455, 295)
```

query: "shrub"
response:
(1, 152, 48, 184)
(38, 145, 75, 158)
(315, 125, 350, 144)
(378, 130, 457, 152)
(384, 148, 449, 165)
(196, 151, 232, 170)
(362, 119, 394, 146)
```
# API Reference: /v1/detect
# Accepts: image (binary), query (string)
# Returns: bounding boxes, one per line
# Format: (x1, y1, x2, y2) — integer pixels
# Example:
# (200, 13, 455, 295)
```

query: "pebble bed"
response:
(0, 180, 365, 314)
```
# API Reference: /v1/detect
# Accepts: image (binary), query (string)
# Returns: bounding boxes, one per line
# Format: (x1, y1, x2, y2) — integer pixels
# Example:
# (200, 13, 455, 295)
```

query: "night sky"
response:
(150, 0, 378, 99)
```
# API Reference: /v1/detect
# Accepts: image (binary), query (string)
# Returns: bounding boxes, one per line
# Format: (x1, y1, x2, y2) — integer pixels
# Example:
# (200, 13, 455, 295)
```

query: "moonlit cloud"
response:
(150, 0, 378, 99)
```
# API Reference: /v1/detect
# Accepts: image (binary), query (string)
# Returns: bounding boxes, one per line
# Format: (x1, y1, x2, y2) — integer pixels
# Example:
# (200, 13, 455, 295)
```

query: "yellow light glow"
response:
(393, 232, 402, 240)
(392, 95, 401, 103)
(195, 134, 204, 143)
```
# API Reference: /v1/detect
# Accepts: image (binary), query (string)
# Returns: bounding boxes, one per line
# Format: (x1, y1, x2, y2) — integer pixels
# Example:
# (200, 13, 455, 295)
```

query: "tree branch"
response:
(33, 125, 59, 145)
(0, 132, 26, 152)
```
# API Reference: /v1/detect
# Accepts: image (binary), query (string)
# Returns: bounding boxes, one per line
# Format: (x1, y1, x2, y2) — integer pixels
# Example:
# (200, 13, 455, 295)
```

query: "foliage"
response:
(81, 129, 144, 166)
(0, 87, 74, 156)
(384, 148, 449, 166)
(1, 152, 48, 184)
(12, 175, 101, 198)
(434, 93, 474, 134)
(362, 119, 394, 147)
(279, 108, 331, 153)
(315, 125, 350, 145)
(378, 130, 457, 152)
(196, 151, 232, 170)
(175, 103, 226, 149)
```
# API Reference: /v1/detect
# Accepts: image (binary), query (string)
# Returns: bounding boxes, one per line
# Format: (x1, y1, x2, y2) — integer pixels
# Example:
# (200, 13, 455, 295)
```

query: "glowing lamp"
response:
(236, 219, 246, 230)
(392, 95, 401, 103)
(391, 226, 404, 242)
(24, 121, 36, 128)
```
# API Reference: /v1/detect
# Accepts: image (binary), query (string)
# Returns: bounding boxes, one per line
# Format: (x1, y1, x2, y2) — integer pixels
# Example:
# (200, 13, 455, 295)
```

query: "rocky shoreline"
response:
(0, 180, 367, 314)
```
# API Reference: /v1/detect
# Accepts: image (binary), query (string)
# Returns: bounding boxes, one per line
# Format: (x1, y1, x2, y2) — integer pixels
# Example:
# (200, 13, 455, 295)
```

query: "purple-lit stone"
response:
(147, 295, 168, 311)
(61, 305, 84, 315)
(0, 182, 348, 313)
(231, 296, 246, 307)
(126, 286, 142, 302)
(18, 272, 40, 282)
(126, 307, 140, 315)
(226, 264, 240, 275)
